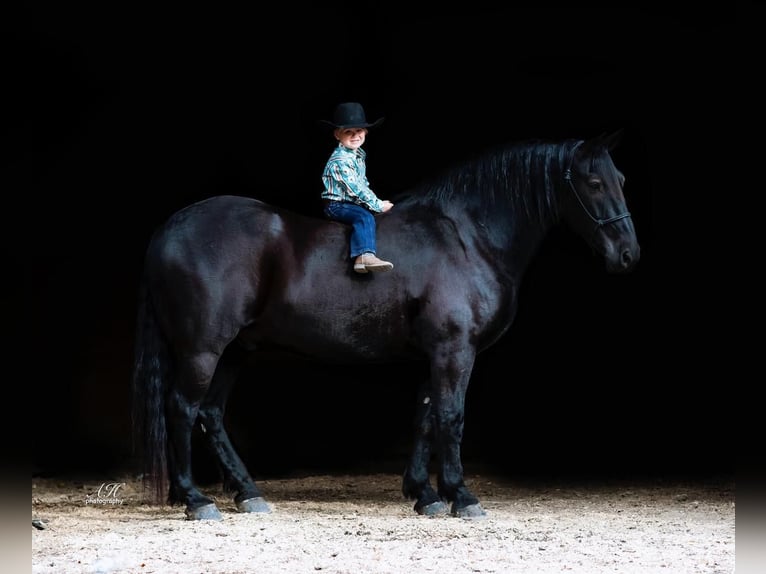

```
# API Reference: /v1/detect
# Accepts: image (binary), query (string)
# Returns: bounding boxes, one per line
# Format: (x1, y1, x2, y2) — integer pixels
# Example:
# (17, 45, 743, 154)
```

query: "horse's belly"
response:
(239, 309, 415, 363)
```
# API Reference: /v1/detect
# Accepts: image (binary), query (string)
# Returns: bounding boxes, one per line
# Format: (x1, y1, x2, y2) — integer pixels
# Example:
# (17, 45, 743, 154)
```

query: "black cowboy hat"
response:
(319, 102, 384, 129)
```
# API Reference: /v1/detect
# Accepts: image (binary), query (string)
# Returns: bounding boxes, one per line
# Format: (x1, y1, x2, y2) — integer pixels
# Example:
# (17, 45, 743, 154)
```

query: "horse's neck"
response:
(439, 198, 557, 278)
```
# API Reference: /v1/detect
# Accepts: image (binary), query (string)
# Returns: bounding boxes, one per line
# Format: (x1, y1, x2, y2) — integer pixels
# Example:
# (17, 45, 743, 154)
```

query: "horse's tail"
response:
(131, 272, 170, 505)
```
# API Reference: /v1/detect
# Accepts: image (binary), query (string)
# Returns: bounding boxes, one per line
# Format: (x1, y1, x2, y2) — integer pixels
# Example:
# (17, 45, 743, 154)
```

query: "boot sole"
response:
(365, 263, 394, 272)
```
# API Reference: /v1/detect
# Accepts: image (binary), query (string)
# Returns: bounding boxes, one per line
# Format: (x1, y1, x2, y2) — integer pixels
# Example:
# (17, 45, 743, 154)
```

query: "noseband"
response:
(564, 140, 631, 234)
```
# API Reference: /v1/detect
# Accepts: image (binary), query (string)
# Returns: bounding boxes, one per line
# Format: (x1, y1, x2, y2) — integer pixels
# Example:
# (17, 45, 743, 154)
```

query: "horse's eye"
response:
(588, 178, 601, 190)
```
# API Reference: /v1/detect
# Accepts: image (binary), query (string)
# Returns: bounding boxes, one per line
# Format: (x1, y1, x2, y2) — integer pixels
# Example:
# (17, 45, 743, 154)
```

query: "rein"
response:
(564, 140, 631, 233)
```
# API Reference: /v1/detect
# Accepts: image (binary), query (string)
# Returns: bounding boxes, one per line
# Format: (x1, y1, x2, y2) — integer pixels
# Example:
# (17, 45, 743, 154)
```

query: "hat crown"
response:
(333, 102, 368, 126)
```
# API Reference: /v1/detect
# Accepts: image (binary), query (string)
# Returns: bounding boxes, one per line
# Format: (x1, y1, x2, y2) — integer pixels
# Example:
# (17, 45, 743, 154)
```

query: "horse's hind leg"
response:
(402, 381, 449, 516)
(165, 352, 225, 520)
(196, 343, 270, 514)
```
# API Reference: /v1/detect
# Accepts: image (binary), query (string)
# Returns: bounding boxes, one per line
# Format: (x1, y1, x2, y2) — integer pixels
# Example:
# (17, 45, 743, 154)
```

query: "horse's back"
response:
(151, 195, 280, 252)
(146, 195, 326, 272)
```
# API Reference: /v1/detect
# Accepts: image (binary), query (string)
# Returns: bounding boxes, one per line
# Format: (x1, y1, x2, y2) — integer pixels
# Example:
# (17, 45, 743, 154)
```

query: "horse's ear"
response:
(600, 129, 624, 151)
(581, 129, 624, 157)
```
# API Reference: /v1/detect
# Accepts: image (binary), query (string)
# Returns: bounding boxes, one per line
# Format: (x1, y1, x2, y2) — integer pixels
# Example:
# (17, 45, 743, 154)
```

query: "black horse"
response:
(132, 131, 639, 520)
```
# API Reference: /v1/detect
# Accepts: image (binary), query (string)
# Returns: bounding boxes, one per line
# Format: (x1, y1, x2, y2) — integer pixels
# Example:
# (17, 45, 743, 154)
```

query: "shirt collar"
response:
(338, 144, 365, 160)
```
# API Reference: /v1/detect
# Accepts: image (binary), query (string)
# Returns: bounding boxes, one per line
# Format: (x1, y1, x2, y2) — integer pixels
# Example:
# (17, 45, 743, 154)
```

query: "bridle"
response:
(563, 140, 631, 235)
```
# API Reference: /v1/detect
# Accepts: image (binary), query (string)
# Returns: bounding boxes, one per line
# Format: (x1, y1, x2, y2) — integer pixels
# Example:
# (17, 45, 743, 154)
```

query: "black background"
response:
(12, 4, 750, 482)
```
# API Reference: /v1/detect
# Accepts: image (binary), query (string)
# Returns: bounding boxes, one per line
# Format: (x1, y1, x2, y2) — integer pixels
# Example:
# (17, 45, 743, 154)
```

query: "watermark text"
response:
(85, 482, 126, 505)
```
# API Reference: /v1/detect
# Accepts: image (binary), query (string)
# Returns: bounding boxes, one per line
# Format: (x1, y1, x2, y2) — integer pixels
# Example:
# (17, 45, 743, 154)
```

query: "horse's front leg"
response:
(431, 345, 486, 518)
(402, 381, 449, 516)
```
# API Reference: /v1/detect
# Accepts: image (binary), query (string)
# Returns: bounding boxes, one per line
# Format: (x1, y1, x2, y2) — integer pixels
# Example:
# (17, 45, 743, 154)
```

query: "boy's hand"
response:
(380, 200, 394, 212)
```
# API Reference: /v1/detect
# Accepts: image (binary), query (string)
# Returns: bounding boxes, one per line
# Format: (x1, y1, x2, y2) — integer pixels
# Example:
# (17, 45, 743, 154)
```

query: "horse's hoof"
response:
(415, 500, 449, 516)
(452, 503, 487, 519)
(237, 497, 271, 513)
(185, 503, 223, 521)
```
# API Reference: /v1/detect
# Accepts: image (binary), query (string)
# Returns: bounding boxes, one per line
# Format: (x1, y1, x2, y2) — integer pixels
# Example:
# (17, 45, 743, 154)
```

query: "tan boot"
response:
(353, 255, 369, 274)
(354, 253, 394, 273)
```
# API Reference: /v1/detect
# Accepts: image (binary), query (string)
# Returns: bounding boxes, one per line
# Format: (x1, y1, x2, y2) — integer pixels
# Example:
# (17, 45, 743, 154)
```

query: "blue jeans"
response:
(324, 201, 377, 258)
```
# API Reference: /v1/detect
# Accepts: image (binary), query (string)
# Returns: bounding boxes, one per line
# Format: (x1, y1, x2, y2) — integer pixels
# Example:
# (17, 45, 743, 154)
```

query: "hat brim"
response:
(319, 118, 385, 129)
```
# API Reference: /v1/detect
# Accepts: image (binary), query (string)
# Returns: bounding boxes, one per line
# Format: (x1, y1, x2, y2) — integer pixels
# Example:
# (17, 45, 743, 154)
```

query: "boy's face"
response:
(335, 127, 367, 150)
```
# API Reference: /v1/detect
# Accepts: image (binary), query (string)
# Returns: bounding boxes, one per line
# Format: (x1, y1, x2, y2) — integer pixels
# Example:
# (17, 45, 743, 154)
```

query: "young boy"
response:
(320, 102, 394, 273)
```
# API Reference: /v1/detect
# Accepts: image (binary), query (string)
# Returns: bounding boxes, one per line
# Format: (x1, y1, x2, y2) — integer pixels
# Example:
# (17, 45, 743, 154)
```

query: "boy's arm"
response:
(326, 160, 384, 212)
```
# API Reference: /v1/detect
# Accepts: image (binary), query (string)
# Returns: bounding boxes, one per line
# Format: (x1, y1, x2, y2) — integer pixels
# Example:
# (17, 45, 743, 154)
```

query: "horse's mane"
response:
(396, 139, 581, 225)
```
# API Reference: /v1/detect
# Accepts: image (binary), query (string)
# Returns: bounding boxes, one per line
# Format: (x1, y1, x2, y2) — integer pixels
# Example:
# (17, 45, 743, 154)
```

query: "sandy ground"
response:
(32, 472, 735, 574)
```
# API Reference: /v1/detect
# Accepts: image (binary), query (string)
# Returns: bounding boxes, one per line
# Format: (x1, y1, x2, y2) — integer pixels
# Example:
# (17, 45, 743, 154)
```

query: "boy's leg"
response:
(325, 202, 393, 272)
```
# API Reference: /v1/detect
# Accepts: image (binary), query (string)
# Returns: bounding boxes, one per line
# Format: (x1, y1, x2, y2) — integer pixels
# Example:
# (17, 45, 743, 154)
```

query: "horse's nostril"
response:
(615, 246, 641, 273)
